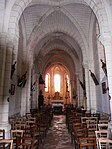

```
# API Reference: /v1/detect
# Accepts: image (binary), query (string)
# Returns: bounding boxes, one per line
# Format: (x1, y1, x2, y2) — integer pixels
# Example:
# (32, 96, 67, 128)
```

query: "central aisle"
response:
(39, 115, 74, 149)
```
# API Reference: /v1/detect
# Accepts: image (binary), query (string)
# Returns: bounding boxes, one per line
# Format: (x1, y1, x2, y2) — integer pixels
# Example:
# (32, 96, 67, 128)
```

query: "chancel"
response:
(52, 92, 64, 114)
(0, 1, 112, 149)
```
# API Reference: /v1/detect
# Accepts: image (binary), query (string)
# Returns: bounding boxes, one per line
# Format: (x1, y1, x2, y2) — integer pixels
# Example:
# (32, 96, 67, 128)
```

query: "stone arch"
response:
(6, 0, 110, 65)
(40, 38, 80, 59)
(26, 7, 87, 62)
(35, 37, 80, 70)
(7, 0, 109, 36)
(6, 0, 111, 69)
(27, 26, 84, 59)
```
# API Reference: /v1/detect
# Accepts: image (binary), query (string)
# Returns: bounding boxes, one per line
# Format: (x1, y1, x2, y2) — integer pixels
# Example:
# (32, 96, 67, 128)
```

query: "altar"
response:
(52, 103, 63, 114)
(51, 92, 64, 104)
(51, 92, 64, 114)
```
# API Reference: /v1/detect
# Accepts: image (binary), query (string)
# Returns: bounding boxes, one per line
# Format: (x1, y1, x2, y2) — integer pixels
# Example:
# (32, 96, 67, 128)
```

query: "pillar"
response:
(26, 64, 32, 113)
(0, 33, 14, 139)
(31, 71, 38, 110)
(87, 60, 97, 113)
(103, 38, 112, 122)
(83, 63, 91, 111)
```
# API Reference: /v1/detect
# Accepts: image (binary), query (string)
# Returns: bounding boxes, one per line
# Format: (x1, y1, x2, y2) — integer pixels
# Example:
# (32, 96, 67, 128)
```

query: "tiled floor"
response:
(39, 114, 74, 149)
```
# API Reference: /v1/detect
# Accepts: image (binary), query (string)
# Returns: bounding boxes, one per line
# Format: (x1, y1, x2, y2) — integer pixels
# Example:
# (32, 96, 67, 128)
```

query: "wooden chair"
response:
(10, 129, 24, 148)
(95, 130, 108, 138)
(26, 121, 36, 128)
(0, 139, 13, 149)
(23, 127, 36, 138)
(98, 124, 108, 130)
(71, 123, 83, 144)
(27, 117, 36, 122)
(86, 120, 97, 137)
(16, 137, 37, 149)
(15, 123, 26, 130)
(89, 117, 98, 124)
(79, 137, 96, 149)
(0, 129, 5, 148)
(98, 137, 112, 149)
(73, 127, 88, 148)
(95, 130, 109, 148)
(99, 120, 109, 124)
(81, 117, 89, 124)
(16, 126, 38, 148)
(0, 129, 5, 140)
(12, 120, 22, 129)
(100, 115, 110, 121)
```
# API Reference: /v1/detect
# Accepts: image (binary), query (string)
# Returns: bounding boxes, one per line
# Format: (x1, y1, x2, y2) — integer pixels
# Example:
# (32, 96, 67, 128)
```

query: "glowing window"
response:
(45, 73, 49, 92)
(65, 74, 69, 91)
(54, 74, 60, 92)
(67, 75, 69, 90)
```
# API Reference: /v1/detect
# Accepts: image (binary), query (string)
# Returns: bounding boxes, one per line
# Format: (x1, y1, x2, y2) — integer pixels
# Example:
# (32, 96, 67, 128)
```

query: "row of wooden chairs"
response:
(72, 121, 96, 148)
(0, 128, 37, 149)
(0, 105, 53, 148)
(11, 128, 38, 149)
(65, 107, 110, 149)
(0, 129, 13, 149)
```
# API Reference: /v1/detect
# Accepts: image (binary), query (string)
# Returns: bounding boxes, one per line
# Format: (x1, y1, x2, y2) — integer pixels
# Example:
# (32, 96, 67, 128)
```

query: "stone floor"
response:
(39, 114, 74, 149)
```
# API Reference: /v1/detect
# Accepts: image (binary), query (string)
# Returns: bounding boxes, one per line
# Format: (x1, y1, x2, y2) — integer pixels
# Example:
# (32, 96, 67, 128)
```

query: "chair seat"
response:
(79, 137, 96, 149)
(0, 139, 13, 149)
(98, 138, 112, 149)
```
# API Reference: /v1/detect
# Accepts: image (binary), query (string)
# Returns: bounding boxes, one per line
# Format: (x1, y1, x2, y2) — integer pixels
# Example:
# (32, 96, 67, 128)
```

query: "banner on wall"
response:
(31, 80, 37, 92)
(78, 79, 85, 91)
(89, 70, 99, 85)
(100, 59, 107, 76)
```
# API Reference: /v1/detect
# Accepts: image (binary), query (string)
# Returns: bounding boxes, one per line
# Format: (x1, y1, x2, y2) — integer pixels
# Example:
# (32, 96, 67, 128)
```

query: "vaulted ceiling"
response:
(19, 1, 97, 75)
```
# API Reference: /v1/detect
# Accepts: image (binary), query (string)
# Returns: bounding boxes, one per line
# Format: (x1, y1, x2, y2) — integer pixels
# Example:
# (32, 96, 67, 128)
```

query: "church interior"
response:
(0, 0, 112, 148)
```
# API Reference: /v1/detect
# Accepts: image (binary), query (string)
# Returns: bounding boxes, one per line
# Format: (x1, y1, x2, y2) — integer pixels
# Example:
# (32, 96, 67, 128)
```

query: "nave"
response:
(1, 2, 112, 148)
(0, 104, 111, 149)
(39, 115, 74, 149)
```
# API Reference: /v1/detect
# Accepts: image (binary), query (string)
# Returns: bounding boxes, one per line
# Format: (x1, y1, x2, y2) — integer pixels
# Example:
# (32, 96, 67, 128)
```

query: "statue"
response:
(89, 70, 99, 85)
(17, 71, 27, 88)
(11, 61, 16, 78)
(78, 79, 85, 91)
(83, 94, 87, 110)
(39, 74, 45, 84)
(38, 90, 44, 111)
(100, 59, 107, 76)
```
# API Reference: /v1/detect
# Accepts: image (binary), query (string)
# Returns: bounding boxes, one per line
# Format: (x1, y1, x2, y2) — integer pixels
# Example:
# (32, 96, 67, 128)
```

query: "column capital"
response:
(98, 34, 112, 47)
(82, 62, 88, 69)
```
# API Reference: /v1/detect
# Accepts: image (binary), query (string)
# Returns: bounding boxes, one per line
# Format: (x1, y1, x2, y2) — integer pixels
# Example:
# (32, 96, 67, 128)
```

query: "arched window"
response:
(54, 74, 60, 92)
(45, 73, 50, 92)
(66, 74, 69, 91)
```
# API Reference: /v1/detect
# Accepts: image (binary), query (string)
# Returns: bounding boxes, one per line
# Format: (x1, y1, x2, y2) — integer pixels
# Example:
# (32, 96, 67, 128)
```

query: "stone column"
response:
(103, 38, 112, 122)
(20, 87, 27, 116)
(26, 64, 32, 113)
(31, 72, 38, 110)
(70, 75, 75, 105)
(0, 33, 14, 139)
(12, 35, 19, 115)
(88, 60, 97, 113)
(75, 72, 80, 107)
(0, 33, 7, 97)
(20, 68, 29, 116)
(83, 63, 91, 111)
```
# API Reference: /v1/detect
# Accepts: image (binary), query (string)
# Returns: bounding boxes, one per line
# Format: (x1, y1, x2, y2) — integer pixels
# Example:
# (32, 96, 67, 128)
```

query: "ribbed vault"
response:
(5, 0, 110, 75)
(4, 0, 112, 117)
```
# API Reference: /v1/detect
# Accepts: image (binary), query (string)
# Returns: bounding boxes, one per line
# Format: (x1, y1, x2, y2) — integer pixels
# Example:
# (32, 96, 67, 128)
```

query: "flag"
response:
(78, 79, 85, 90)
(39, 74, 45, 84)
(31, 80, 37, 91)
(89, 70, 99, 85)
(100, 59, 107, 76)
